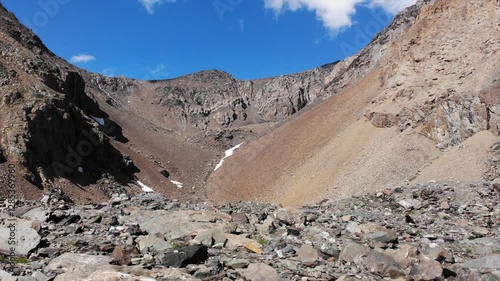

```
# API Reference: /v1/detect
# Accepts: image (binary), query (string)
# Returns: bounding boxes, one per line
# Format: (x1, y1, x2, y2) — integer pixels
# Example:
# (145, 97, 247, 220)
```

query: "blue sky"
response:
(2, 0, 415, 80)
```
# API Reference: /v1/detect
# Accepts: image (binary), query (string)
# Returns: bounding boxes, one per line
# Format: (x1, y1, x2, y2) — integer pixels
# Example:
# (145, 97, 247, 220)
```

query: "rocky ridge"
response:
(0, 3, 138, 201)
(84, 62, 338, 136)
(0, 0, 434, 203)
(207, 0, 500, 206)
(0, 181, 499, 280)
(81, 1, 428, 139)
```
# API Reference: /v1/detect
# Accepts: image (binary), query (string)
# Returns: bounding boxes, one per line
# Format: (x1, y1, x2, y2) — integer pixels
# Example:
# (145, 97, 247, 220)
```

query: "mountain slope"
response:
(1, 0, 497, 205)
(0, 4, 150, 202)
(208, 0, 500, 206)
(0, 3, 341, 202)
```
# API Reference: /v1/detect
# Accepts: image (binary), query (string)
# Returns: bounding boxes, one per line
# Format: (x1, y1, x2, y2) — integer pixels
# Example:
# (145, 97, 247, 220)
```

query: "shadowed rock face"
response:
(0, 4, 137, 196)
(2, 70, 137, 190)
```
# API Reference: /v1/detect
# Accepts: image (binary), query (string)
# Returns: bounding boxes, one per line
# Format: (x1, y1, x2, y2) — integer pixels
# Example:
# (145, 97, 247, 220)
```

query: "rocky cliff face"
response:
(0, 5, 136, 199)
(85, 63, 337, 135)
(325, 0, 424, 94)
(371, 0, 500, 149)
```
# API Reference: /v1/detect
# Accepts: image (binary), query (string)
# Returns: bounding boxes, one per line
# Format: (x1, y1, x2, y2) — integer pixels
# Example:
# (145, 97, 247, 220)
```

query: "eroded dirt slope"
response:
(208, 0, 500, 206)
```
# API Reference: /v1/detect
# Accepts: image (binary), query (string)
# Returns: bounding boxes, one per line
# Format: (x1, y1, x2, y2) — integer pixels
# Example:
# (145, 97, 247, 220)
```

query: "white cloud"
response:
(70, 54, 96, 63)
(139, 0, 176, 15)
(264, 0, 417, 32)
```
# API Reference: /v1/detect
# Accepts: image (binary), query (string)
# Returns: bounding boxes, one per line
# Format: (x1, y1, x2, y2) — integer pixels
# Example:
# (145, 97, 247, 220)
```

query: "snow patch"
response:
(214, 159, 225, 171)
(170, 180, 183, 189)
(137, 181, 154, 193)
(214, 142, 244, 171)
(90, 115, 105, 126)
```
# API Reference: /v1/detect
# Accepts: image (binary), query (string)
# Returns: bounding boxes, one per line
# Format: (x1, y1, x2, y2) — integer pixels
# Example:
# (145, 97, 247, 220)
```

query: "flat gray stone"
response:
(0, 219, 41, 255)
(339, 242, 371, 263)
(83, 267, 198, 281)
(354, 251, 401, 278)
(123, 210, 230, 241)
(297, 244, 319, 267)
(399, 199, 422, 210)
(239, 263, 278, 281)
(45, 253, 112, 276)
(32, 271, 51, 281)
(0, 270, 12, 279)
(459, 238, 500, 256)
(226, 258, 250, 269)
(17, 277, 37, 281)
(365, 231, 397, 243)
(22, 208, 49, 222)
(137, 235, 172, 254)
(463, 255, 500, 271)
(346, 222, 361, 234)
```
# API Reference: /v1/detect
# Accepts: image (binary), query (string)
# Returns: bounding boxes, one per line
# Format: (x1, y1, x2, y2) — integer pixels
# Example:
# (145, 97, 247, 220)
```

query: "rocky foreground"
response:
(0, 181, 499, 281)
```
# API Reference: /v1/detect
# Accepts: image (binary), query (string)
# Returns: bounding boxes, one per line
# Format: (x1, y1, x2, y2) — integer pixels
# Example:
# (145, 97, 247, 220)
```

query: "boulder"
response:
(398, 199, 423, 210)
(463, 255, 500, 271)
(297, 244, 319, 267)
(458, 238, 500, 256)
(409, 255, 443, 280)
(339, 242, 371, 263)
(123, 210, 230, 241)
(225, 234, 262, 251)
(0, 219, 41, 255)
(31, 271, 50, 281)
(155, 245, 208, 268)
(45, 253, 113, 280)
(111, 246, 140, 266)
(365, 112, 397, 128)
(359, 223, 398, 243)
(244, 242, 264, 255)
(226, 258, 250, 269)
(192, 229, 227, 247)
(231, 213, 249, 224)
(273, 208, 303, 225)
(354, 250, 402, 278)
(22, 208, 49, 222)
(137, 235, 172, 254)
(239, 263, 278, 281)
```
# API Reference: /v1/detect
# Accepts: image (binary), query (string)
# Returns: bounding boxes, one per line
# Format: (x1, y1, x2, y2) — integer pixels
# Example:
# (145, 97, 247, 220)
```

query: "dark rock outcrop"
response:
(155, 245, 209, 268)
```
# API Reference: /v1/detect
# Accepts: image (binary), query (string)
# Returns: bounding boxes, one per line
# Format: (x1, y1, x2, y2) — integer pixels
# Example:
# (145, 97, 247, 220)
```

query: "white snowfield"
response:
(170, 180, 183, 189)
(214, 142, 244, 171)
(137, 181, 154, 193)
(90, 115, 105, 126)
